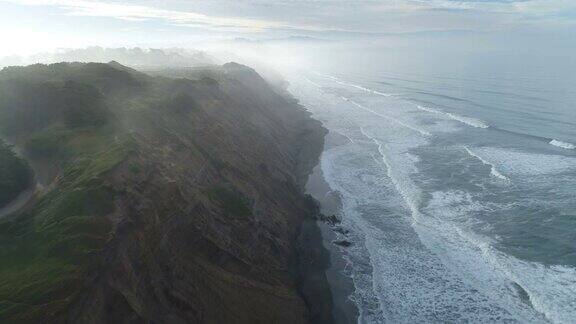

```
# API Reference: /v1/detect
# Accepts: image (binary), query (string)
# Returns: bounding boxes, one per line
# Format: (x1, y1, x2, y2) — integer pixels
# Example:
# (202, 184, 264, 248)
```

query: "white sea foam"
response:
(333, 130, 357, 144)
(357, 127, 544, 322)
(424, 190, 576, 324)
(343, 97, 431, 136)
(359, 127, 423, 220)
(304, 77, 321, 88)
(417, 105, 489, 128)
(363, 136, 558, 322)
(464, 146, 509, 181)
(549, 139, 575, 150)
(313, 71, 392, 97)
(319, 142, 389, 322)
(474, 147, 576, 175)
(290, 72, 576, 323)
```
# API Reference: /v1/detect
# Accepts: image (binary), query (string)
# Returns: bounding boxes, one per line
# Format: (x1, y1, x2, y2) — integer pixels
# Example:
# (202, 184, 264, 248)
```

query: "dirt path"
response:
(0, 140, 48, 219)
(0, 182, 38, 219)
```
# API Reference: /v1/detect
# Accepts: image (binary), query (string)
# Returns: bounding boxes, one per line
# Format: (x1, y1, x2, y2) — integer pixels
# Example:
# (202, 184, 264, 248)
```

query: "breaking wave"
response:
(549, 139, 575, 150)
(417, 105, 489, 129)
(463, 146, 509, 181)
(342, 97, 431, 136)
(313, 71, 392, 97)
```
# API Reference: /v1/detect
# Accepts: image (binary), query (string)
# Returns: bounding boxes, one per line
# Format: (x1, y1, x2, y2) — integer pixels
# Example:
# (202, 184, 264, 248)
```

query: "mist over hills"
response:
(0, 47, 217, 69)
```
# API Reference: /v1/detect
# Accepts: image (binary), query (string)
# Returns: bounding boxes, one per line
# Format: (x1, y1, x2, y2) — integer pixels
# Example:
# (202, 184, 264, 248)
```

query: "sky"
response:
(0, 0, 575, 55)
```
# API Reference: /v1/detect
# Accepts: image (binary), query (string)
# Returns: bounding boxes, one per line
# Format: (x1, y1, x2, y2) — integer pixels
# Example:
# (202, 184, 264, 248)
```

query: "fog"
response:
(2, 1, 576, 323)
(1, 0, 575, 75)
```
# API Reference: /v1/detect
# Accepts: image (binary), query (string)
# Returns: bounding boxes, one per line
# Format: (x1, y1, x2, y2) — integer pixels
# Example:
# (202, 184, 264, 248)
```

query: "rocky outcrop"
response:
(0, 62, 329, 323)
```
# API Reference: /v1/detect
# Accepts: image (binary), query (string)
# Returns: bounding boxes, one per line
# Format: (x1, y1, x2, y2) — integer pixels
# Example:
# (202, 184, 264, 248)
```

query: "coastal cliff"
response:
(0, 61, 330, 323)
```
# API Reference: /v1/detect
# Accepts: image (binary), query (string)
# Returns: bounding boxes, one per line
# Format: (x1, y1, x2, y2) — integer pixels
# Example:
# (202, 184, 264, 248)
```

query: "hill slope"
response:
(0, 140, 32, 208)
(0, 62, 329, 323)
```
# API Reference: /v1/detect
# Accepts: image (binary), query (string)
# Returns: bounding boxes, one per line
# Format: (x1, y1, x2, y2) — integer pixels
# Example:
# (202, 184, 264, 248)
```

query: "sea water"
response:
(285, 50, 576, 323)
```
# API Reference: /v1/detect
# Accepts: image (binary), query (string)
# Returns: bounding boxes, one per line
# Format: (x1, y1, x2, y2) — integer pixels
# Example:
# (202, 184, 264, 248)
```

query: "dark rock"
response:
(319, 214, 341, 226)
(333, 227, 350, 235)
(333, 240, 352, 247)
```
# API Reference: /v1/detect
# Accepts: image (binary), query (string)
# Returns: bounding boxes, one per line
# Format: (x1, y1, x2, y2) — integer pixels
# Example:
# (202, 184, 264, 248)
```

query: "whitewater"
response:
(286, 67, 576, 323)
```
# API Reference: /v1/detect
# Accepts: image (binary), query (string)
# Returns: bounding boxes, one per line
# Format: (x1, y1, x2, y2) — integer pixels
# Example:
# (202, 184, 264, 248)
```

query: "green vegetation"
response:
(25, 125, 114, 160)
(0, 80, 109, 136)
(62, 81, 109, 128)
(0, 140, 32, 208)
(208, 187, 252, 218)
(165, 92, 198, 113)
(0, 61, 208, 321)
(0, 62, 143, 322)
(0, 139, 130, 322)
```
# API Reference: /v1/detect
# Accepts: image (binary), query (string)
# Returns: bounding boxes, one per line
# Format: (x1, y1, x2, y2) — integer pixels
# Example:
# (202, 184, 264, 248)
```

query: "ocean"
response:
(284, 49, 576, 323)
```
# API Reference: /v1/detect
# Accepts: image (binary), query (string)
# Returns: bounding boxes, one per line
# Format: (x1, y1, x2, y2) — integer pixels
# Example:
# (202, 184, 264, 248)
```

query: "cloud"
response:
(0, 0, 286, 31)
(412, 0, 576, 16)
(2, 0, 575, 36)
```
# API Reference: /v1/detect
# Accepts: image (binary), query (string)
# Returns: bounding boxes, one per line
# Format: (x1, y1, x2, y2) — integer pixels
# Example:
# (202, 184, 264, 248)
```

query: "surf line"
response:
(304, 77, 322, 88)
(358, 126, 426, 227)
(342, 97, 431, 137)
(416, 105, 490, 129)
(463, 146, 509, 181)
(312, 71, 392, 97)
(549, 139, 575, 150)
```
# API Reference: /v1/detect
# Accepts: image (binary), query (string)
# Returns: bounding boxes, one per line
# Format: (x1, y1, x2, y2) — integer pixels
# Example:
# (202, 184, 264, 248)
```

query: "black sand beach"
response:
(305, 160, 359, 324)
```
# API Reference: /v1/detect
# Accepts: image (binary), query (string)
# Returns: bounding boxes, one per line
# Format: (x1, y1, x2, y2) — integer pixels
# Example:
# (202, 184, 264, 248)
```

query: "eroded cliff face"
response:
(0, 62, 328, 323)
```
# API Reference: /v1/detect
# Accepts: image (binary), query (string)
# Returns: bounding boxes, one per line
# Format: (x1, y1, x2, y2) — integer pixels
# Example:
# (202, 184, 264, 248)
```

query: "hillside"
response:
(0, 140, 32, 208)
(0, 62, 330, 323)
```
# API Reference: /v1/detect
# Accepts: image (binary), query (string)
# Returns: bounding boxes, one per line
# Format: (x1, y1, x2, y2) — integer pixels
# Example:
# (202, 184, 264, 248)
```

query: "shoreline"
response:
(303, 144, 359, 323)
(291, 97, 358, 323)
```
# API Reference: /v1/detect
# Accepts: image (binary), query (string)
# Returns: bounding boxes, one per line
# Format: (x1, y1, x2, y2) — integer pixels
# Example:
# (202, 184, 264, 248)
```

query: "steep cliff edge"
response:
(0, 62, 330, 323)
